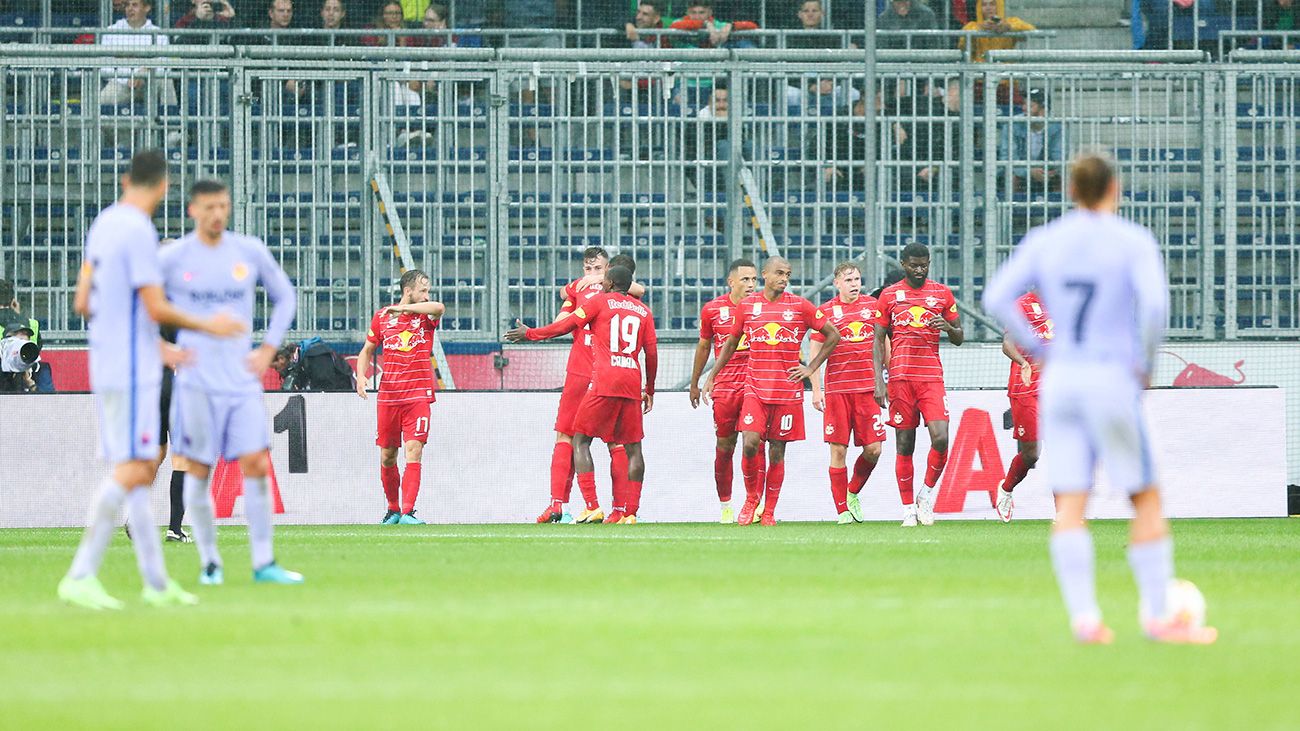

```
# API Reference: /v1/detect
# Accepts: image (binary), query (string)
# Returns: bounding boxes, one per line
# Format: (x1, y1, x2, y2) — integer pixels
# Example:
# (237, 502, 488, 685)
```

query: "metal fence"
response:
(1, 47, 1296, 343)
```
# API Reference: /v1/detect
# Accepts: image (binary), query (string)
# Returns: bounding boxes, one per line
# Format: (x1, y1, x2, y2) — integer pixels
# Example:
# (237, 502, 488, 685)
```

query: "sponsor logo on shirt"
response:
(833, 305, 843, 319)
(755, 322, 802, 345)
(752, 302, 763, 316)
(844, 321, 871, 342)
(719, 306, 730, 321)
(894, 306, 936, 329)
(387, 327, 428, 353)
(608, 298, 650, 317)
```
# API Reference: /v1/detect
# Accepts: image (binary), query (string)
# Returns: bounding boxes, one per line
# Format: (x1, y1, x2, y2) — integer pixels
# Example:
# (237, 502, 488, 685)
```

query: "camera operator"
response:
(0, 319, 42, 393)
(272, 338, 356, 392)
(0, 280, 52, 392)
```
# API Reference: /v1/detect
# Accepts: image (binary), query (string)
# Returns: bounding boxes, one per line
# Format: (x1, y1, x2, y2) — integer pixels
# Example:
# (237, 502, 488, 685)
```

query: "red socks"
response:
(1004, 454, 1030, 492)
(610, 445, 628, 511)
(550, 442, 574, 504)
(924, 448, 948, 489)
(764, 461, 786, 514)
(400, 462, 422, 514)
(741, 452, 763, 502)
(380, 464, 400, 512)
(627, 481, 643, 516)
(576, 471, 599, 510)
(848, 453, 876, 495)
(830, 466, 849, 514)
(895, 454, 914, 505)
(714, 447, 734, 502)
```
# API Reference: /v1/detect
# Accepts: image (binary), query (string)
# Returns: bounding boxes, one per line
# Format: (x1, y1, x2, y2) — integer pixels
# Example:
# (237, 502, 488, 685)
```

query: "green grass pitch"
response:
(2, 519, 1296, 730)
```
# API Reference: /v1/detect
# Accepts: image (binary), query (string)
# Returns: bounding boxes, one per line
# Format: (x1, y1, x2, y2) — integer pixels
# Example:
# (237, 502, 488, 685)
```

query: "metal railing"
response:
(1, 48, 1296, 343)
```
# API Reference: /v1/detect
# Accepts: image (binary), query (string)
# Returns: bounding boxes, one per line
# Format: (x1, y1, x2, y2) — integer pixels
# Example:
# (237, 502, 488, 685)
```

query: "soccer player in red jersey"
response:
(810, 262, 886, 524)
(541, 249, 646, 524)
(873, 242, 964, 528)
(705, 256, 841, 526)
(355, 269, 445, 525)
(995, 291, 1053, 522)
(689, 258, 759, 524)
(508, 265, 657, 523)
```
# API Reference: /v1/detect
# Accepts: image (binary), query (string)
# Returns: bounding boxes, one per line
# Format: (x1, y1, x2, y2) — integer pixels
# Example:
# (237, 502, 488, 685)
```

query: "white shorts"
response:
(1040, 362, 1156, 495)
(169, 385, 270, 466)
(95, 386, 162, 464)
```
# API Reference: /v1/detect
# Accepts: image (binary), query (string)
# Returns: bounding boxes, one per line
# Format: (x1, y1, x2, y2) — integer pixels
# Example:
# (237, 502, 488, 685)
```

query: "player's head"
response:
(122, 149, 169, 210)
(609, 253, 637, 275)
(582, 246, 609, 278)
(899, 242, 930, 287)
(727, 258, 758, 298)
(1069, 150, 1121, 213)
(605, 265, 634, 295)
(833, 262, 862, 301)
(399, 269, 431, 304)
(187, 178, 231, 238)
(762, 256, 792, 295)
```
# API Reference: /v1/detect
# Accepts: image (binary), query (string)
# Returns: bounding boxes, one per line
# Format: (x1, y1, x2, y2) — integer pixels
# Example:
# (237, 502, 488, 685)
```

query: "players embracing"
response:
(874, 242, 963, 527)
(810, 262, 885, 524)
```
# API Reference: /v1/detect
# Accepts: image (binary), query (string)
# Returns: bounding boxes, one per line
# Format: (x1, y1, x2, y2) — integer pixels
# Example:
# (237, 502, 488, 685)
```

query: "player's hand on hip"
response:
(246, 344, 276, 377)
(787, 364, 814, 382)
(204, 312, 247, 338)
(161, 344, 193, 370)
(689, 384, 701, 409)
(1020, 362, 1033, 387)
(642, 392, 654, 414)
(812, 391, 825, 412)
(503, 319, 528, 343)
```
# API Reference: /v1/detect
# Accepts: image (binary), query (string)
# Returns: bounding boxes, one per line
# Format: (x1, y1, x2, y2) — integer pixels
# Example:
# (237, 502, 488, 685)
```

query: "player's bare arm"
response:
(872, 323, 889, 408)
(808, 339, 826, 412)
(643, 334, 658, 414)
(355, 339, 377, 399)
(704, 333, 741, 398)
(930, 313, 964, 345)
(689, 337, 711, 408)
(789, 323, 840, 382)
(139, 285, 245, 338)
(387, 300, 446, 318)
(505, 316, 582, 343)
(73, 262, 93, 318)
(1002, 334, 1033, 387)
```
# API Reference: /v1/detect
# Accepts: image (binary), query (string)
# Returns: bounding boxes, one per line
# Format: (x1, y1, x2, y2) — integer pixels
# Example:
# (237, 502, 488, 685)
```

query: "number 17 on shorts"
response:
(376, 400, 431, 448)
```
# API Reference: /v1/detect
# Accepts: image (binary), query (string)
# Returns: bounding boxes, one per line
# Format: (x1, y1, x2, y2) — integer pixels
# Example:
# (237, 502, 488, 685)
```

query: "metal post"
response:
(862, 0, 877, 284)
(959, 66, 976, 305)
(1222, 67, 1239, 339)
(1199, 68, 1217, 338)
(981, 66, 998, 293)
(724, 66, 742, 258)
(488, 68, 510, 333)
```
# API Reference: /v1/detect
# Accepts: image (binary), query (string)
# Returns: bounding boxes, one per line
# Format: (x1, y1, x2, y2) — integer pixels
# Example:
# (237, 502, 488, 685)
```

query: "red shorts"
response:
(376, 399, 431, 448)
(887, 380, 949, 430)
(554, 372, 590, 435)
(1010, 394, 1039, 442)
(739, 395, 805, 442)
(711, 390, 745, 438)
(572, 392, 644, 444)
(823, 391, 886, 446)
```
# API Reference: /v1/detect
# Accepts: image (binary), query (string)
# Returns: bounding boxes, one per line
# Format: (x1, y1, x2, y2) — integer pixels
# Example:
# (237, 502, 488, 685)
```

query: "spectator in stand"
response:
(787, 0, 841, 49)
(301, 0, 353, 45)
(960, 0, 1035, 62)
(258, 0, 298, 44)
(813, 91, 893, 191)
(624, 0, 668, 48)
(1265, 0, 1297, 48)
(364, 1, 420, 45)
(684, 82, 744, 219)
(998, 87, 1063, 193)
(891, 81, 962, 192)
(413, 3, 456, 47)
(877, 0, 941, 50)
(398, 0, 428, 23)
(669, 2, 759, 49)
(173, 0, 237, 40)
(100, 0, 178, 106)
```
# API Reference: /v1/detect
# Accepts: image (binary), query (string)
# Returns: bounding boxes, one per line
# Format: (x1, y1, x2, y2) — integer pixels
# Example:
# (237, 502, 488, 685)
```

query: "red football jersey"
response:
(878, 279, 959, 383)
(699, 294, 751, 398)
(812, 294, 883, 394)
(559, 279, 603, 378)
(729, 291, 827, 404)
(366, 306, 439, 405)
(530, 292, 658, 399)
(1008, 292, 1054, 398)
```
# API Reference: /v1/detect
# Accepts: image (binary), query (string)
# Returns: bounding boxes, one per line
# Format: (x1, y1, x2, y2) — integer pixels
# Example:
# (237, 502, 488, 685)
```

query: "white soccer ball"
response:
(1143, 578, 1207, 627)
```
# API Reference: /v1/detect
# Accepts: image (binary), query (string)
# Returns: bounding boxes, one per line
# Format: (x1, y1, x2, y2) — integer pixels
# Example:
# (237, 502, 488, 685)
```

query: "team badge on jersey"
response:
(825, 425, 834, 435)
(782, 310, 794, 322)
(743, 414, 754, 425)
(895, 289, 906, 301)
(719, 306, 730, 321)
(893, 413, 903, 424)
(232, 262, 249, 281)
(924, 296, 939, 308)
(752, 302, 763, 316)
(832, 305, 843, 319)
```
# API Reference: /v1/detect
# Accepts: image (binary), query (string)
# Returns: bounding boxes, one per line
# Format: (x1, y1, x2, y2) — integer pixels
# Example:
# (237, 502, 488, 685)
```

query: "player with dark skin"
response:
(507, 268, 651, 508)
(873, 252, 964, 465)
(705, 257, 841, 488)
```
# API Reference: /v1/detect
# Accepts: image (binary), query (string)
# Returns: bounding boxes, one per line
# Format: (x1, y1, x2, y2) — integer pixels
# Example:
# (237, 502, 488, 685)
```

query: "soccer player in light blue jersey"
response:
(983, 151, 1217, 645)
(59, 150, 245, 610)
(161, 179, 304, 586)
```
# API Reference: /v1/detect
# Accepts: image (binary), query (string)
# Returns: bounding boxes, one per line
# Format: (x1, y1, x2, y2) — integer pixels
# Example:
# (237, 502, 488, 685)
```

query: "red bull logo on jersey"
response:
(387, 328, 428, 353)
(736, 333, 750, 351)
(895, 306, 935, 329)
(753, 322, 801, 346)
(844, 320, 872, 342)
